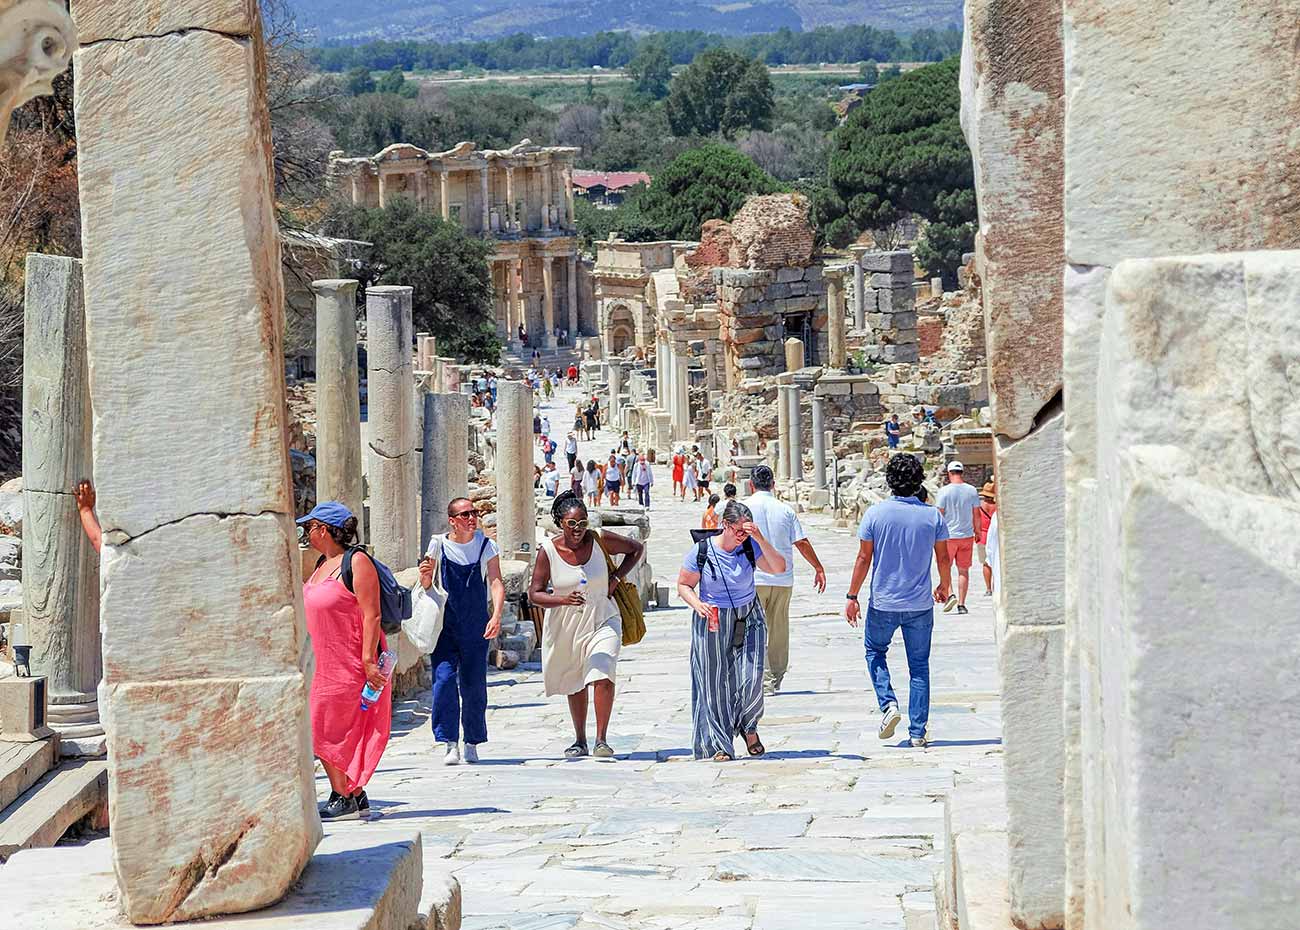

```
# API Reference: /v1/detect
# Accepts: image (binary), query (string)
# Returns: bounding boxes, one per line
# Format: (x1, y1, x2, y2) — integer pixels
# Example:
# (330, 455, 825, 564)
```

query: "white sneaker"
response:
(463, 743, 480, 764)
(438, 742, 460, 766)
(878, 703, 901, 740)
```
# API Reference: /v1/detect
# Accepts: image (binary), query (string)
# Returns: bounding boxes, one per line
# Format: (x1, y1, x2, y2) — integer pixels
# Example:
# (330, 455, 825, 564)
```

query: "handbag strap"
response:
(592, 532, 619, 583)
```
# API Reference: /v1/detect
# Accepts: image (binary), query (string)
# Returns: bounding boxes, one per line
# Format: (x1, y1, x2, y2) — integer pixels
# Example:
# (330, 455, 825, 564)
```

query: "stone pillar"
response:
(511, 257, 525, 343)
(415, 170, 428, 210)
(542, 257, 557, 348)
(655, 334, 668, 410)
(784, 337, 804, 373)
(479, 163, 490, 235)
(852, 251, 867, 329)
(542, 162, 553, 231)
(608, 361, 624, 425)
(313, 279, 364, 535)
(672, 348, 690, 440)
(505, 165, 517, 231)
(421, 391, 469, 553)
(776, 383, 791, 480)
(810, 394, 827, 490)
(786, 383, 803, 481)
(961, 4, 1067, 926)
(563, 167, 576, 230)
(825, 267, 847, 370)
(377, 169, 388, 208)
(439, 169, 450, 221)
(366, 285, 418, 570)
(71, 2, 321, 920)
(567, 254, 579, 338)
(494, 381, 535, 561)
(22, 254, 102, 750)
(1056, 6, 1300, 930)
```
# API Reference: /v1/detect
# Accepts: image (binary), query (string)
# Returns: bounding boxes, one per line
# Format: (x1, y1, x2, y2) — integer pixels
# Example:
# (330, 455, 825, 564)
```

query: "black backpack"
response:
(319, 547, 412, 635)
(690, 531, 757, 578)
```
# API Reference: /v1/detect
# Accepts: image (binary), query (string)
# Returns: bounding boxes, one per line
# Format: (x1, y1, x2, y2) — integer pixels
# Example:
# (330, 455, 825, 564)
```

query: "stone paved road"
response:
(357, 383, 1003, 929)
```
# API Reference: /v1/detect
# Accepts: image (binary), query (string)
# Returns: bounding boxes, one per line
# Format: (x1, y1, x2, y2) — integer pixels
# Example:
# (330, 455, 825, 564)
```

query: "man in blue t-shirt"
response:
(884, 414, 902, 449)
(845, 454, 951, 747)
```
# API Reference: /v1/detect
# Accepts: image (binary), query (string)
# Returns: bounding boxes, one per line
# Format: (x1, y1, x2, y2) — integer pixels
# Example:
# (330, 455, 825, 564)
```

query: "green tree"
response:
(630, 143, 781, 240)
(344, 65, 376, 95)
(627, 40, 672, 99)
(878, 64, 903, 84)
(820, 57, 974, 283)
(375, 65, 405, 94)
(665, 49, 775, 138)
(321, 198, 500, 361)
(859, 60, 879, 84)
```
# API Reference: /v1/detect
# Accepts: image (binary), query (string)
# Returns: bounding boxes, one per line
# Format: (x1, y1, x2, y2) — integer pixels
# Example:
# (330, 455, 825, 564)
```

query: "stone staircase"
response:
(498, 343, 582, 372)
(0, 738, 106, 862)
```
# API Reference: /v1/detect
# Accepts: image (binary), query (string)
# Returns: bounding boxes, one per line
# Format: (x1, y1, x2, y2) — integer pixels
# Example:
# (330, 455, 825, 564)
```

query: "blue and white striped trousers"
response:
(690, 600, 767, 759)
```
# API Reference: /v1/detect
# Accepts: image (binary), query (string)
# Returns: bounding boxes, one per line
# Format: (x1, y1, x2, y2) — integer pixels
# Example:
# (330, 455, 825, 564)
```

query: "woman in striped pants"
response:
(677, 502, 787, 761)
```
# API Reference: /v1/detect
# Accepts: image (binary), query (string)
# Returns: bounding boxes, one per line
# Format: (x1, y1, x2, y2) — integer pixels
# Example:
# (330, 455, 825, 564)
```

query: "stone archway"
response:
(605, 302, 636, 354)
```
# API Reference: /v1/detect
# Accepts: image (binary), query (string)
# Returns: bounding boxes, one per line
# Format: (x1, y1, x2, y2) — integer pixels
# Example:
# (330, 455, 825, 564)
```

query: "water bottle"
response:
(360, 649, 398, 711)
(578, 569, 588, 602)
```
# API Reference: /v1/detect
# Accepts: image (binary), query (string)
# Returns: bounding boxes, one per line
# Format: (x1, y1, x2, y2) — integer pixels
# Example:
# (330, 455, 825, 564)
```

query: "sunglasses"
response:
(562, 519, 589, 530)
(450, 510, 478, 520)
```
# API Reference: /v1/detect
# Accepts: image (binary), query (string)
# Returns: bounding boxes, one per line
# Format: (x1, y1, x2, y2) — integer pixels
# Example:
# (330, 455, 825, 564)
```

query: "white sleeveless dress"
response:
(540, 535, 622, 697)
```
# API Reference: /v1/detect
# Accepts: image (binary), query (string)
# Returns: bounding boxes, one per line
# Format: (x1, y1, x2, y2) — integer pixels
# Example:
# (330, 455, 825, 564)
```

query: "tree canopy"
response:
(818, 57, 974, 282)
(666, 49, 774, 138)
(626, 40, 672, 100)
(321, 198, 500, 361)
(627, 143, 782, 241)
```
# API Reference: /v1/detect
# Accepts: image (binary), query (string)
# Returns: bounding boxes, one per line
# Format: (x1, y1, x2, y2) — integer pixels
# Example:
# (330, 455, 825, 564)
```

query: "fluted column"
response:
(542, 256, 557, 347)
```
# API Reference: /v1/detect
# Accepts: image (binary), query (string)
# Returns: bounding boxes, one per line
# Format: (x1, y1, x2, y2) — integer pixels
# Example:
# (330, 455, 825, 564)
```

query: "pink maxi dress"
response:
(303, 573, 391, 795)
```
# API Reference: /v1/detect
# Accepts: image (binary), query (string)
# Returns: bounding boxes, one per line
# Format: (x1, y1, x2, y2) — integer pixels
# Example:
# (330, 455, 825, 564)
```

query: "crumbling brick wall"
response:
(729, 193, 816, 270)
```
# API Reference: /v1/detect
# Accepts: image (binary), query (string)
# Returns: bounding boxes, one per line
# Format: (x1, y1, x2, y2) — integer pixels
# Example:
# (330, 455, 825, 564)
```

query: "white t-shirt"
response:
(428, 530, 499, 570)
(743, 491, 806, 587)
(565, 436, 578, 454)
(699, 458, 713, 480)
(582, 469, 599, 493)
(542, 469, 561, 494)
(937, 481, 981, 539)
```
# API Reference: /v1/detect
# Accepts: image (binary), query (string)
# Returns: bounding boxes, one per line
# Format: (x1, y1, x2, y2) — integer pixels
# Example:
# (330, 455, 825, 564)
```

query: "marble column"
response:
(505, 165, 517, 231)
(542, 256, 557, 348)
(377, 170, 388, 208)
(826, 267, 847, 370)
(513, 257, 526, 344)
(22, 254, 102, 751)
(563, 167, 576, 230)
(366, 285, 418, 569)
(313, 279, 364, 537)
(776, 384, 791, 480)
(675, 353, 691, 440)
(71, 1, 320, 917)
(495, 380, 535, 562)
(542, 163, 553, 231)
(811, 394, 827, 490)
(608, 361, 624, 426)
(415, 171, 428, 210)
(784, 337, 804, 373)
(852, 253, 867, 330)
(655, 334, 668, 410)
(787, 383, 803, 481)
(421, 391, 469, 553)
(567, 254, 579, 338)
(440, 169, 450, 221)
(479, 164, 490, 235)
(350, 175, 361, 206)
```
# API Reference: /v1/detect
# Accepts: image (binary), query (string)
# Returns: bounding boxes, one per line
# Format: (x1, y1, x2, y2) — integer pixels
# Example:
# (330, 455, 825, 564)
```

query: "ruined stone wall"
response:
(716, 265, 828, 386)
(858, 252, 919, 363)
(729, 193, 816, 270)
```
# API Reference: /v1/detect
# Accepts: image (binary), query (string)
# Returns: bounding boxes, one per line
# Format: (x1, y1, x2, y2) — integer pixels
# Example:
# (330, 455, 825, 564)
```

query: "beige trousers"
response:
(756, 584, 794, 687)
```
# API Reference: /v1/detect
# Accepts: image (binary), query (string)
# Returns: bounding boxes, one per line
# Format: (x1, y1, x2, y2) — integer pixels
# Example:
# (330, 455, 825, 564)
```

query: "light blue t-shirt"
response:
(857, 497, 949, 611)
(681, 536, 765, 610)
(936, 481, 980, 539)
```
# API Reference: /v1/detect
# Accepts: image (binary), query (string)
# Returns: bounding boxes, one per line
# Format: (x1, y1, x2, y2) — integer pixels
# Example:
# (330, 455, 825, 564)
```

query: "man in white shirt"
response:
(936, 461, 981, 615)
(743, 465, 827, 694)
(631, 453, 654, 509)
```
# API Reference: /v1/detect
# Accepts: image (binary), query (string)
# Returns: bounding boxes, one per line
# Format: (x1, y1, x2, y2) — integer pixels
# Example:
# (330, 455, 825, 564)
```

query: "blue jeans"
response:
(864, 605, 934, 739)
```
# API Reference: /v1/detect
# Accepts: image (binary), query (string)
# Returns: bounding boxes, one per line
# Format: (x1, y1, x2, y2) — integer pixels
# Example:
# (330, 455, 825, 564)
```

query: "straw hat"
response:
(979, 482, 996, 502)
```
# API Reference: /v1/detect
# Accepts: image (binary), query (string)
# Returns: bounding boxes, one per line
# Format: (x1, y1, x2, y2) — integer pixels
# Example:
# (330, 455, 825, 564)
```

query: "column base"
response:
(543, 334, 558, 349)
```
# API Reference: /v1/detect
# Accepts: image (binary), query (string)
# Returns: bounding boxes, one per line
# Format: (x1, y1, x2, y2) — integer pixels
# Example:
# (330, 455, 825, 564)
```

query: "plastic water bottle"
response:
(360, 649, 398, 711)
(577, 569, 588, 600)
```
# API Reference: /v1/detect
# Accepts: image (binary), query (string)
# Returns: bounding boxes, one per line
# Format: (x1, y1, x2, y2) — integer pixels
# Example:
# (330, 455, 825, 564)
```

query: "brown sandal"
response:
(745, 733, 765, 757)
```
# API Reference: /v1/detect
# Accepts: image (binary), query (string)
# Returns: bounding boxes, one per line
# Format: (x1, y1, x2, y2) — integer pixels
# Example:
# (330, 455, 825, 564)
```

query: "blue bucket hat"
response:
(295, 501, 354, 528)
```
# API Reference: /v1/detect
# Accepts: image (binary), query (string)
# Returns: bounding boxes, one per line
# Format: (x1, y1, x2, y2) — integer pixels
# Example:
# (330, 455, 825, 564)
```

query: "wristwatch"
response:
(845, 594, 859, 601)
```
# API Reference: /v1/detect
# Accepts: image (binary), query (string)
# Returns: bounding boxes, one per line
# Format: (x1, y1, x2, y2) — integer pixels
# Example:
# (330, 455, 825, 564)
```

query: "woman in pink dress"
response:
(299, 502, 390, 822)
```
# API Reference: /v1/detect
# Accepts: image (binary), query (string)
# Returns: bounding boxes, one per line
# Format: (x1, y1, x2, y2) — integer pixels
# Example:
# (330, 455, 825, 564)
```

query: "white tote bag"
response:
(402, 537, 447, 653)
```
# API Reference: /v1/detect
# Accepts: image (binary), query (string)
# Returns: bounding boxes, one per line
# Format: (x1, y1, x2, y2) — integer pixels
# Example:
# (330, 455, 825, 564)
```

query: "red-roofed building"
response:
(571, 170, 651, 207)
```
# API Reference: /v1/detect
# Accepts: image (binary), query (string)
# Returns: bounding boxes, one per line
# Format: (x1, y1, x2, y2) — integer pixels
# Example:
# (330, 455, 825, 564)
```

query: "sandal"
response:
(744, 733, 766, 757)
(563, 741, 589, 759)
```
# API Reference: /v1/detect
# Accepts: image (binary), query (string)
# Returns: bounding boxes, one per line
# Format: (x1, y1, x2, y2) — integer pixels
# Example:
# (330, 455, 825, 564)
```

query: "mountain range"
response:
(287, 1, 964, 43)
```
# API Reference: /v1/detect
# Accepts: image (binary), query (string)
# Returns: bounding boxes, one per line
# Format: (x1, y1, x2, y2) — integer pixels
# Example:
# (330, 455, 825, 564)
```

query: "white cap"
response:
(947, 460, 964, 472)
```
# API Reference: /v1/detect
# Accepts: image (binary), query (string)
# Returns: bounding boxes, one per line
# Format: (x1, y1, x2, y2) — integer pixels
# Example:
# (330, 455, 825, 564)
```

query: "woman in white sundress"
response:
(528, 491, 644, 760)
